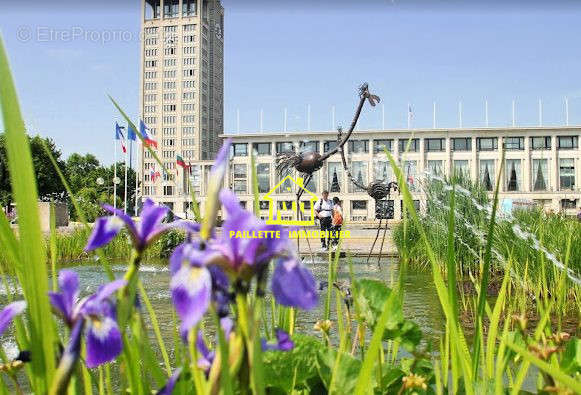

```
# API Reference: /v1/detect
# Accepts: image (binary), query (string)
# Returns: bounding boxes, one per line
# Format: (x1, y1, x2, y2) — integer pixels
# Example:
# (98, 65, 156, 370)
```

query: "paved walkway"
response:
(291, 226, 399, 258)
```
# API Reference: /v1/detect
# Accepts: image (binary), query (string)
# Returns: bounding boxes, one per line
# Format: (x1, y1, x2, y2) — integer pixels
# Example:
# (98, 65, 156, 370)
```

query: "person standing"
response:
(314, 190, 333, 250)
(331, 197, 343, 249)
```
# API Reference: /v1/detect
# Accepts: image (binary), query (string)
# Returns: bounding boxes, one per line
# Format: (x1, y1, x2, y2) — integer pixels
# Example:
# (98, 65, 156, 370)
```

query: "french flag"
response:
(115, 123, 127, 153)
(140, 120, 158, 149)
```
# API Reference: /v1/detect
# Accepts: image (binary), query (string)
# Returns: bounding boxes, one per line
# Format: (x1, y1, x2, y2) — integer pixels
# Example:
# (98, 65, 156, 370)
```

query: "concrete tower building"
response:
(140, 0, 224, 213)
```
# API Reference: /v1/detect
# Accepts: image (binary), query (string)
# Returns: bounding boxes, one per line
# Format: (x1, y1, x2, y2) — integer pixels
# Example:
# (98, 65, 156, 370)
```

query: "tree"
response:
(66, 153, 101, 192)
(0, 134, 67, 207)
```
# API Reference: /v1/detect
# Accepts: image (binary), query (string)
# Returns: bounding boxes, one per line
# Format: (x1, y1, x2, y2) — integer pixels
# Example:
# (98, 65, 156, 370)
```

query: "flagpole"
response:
(432, 101, 436, 129)
(458, 101, 463, 128)
(307, 104, 311, 131)
(382, 103, 385, 129)
(331, 105, 335, 130)
(124, 141, 128, 214)
(565, 97, 569, 126)
(236, 108, 240, 134)
(113, 132, 117, 213)
(407, 102, 411, 130)
(284, 108, 287, 132)
(512, 99, 516, 127)
(485, 99, 489, 127)
(134, 140, 139, 216)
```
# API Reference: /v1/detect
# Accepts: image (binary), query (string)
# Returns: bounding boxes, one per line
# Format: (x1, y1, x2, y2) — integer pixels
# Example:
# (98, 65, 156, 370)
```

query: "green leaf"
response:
(0, 34, 56, 392)
(317, 348, 362, 394)
(354, 278, 401, 330)
(560, 338, 581, 375)
(263, 334, 323, 391)
(383, 320, 422, 353)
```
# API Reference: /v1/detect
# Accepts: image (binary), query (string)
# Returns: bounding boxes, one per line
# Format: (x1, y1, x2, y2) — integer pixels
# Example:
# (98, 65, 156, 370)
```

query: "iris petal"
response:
(139, 199, 169, 244)
(0, 301, 26, 336)
(170, 265, 212, 334)
(85, 315, 123, 368)
(271, 257, 318, 310)
(84, 216, 123, 251)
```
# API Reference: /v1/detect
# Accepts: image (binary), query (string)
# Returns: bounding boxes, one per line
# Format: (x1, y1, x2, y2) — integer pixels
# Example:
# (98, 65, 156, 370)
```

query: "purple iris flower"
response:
(271, 256, 318, 310)
(261, 329, 294, 352)
(49, 270, 126, 368)
(0, 301, 26, 336)
(157, 368, 182, 395)
(85, 198, 171, 252)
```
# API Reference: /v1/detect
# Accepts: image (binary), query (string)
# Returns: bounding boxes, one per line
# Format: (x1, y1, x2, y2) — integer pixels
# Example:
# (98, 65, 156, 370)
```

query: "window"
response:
(327, 162, 343, 192)
(374, 161, 394, 182)
(145, 60, 157, 68)
(182, 0, 197, 16)
(259, 201, 269, 210)
(183, 69, 195, 77)
(163, 93, 176, 101)
(373, 139, 393, 153)
(164, 47, 176, 56)
(184, 57, 196, 66)
(479, 160, 495, 191)
(477, 137, 498, 151)
(164, 58, 176, 67)
(257, 164, 270, 193)
(252, 143, 271, 156)
(182, 103, 195, 112)
(182, 127, 195, 135)
(163, 81, 176, 90)
(559, 158, 575, 190)
(558, 136, 579, 150)
(300, 141, 319, 153)
(163, 104, 176, 112)
(452, 137, 471, 151)
(183, 92, 195, 100)
(351, 200, 367, 210)
(163, 186, 174, 196)
(531, 136, 551, 150)
(231, 143, 248, 157)
(398, 138, 419, 153)
(276, 142, 294, 154)
(184, 35, 196, 43)
(232, 164, 247, 193)
(504, 136, 524, 150)
(348, 140, 369, 154)
(427, 160, 443, 175)
(277, 201, 293, 211)
(323, 140, 337, 153)
(532, 159, 549, 191)
(425, 138, 445, 152)
(561, 199, 577, 209)
(453, 160, 470, 177)
(304, 175, 317, 193)
(505, 159, 522, 191)
(349, 162, 368, 193)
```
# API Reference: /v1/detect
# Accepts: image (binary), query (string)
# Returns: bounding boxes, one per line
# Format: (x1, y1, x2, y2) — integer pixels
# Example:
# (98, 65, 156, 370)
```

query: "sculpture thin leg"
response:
(377, 219, 389, 267)
(367, 217, 382, 264)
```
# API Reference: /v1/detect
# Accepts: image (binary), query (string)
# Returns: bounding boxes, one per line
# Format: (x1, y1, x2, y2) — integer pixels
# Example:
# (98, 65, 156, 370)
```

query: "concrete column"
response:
(471, 136, 477, 180)
(523, 136, 531, 192)
(419, 137, 425, 174)
(551, 135, 558, 193)
(446, 135, 452, 177)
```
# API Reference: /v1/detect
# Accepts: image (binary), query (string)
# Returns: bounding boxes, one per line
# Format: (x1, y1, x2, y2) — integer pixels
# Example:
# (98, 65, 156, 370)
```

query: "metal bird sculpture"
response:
(336, 127, 399, 265)
(275, 83, 380, 256)
(275, 83, 380, 201)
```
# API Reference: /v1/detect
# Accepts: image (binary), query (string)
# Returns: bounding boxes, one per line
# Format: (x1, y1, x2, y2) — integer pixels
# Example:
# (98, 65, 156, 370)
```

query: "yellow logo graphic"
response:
(263, 175, 318, 226)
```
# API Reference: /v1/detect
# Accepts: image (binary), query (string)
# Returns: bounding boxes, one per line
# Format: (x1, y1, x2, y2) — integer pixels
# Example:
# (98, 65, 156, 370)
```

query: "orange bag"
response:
(333, 209, 343, 226)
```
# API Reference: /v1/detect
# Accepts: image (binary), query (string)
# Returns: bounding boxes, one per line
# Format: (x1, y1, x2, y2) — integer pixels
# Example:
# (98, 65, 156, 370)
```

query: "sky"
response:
(1, 0, 581, 164)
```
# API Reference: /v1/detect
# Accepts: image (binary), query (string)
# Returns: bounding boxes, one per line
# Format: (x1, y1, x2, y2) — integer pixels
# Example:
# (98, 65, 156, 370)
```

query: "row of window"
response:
(228, 158, 577, 194)
(230, 136, 579, 157)
(144, 80, 196, 91)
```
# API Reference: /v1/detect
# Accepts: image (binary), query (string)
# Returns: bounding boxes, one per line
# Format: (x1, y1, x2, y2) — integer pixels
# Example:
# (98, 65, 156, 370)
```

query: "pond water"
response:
(0, 256, 541, 391)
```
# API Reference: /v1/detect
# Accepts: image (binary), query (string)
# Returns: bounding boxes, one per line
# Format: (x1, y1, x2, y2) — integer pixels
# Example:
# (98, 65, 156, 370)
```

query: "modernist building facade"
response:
(139, 0, 224, 201)
(147, 126, 580, 223)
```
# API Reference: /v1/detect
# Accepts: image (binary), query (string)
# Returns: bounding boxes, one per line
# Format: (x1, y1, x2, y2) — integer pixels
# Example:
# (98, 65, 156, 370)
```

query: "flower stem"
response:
(49, 319, 84, 395)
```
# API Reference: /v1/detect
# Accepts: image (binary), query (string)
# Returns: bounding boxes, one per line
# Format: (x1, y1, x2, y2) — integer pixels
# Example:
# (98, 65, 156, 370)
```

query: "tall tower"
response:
(140, 0, 224, 212)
